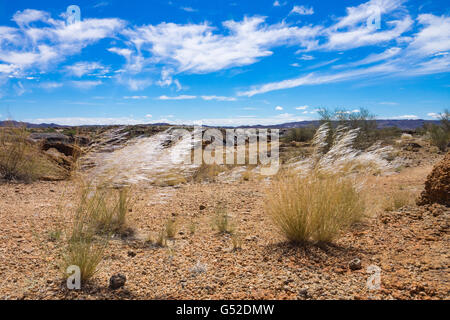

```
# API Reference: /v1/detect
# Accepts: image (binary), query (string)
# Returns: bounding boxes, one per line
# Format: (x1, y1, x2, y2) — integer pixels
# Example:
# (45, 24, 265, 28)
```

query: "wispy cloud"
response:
(201, 95, 236, 101)
(158, 95, 197, 100)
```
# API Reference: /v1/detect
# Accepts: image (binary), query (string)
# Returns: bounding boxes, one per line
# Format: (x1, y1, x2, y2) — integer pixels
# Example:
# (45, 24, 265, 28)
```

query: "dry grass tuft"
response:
(0, 126, 60, 182)
(212, 206, 234, 234)
(383, 188, 416, 211)
(266, 171, 365, 243)
(61, 182, 133, 283)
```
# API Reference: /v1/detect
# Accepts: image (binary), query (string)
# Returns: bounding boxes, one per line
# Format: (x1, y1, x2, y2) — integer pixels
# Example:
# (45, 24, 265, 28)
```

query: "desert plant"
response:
(231, 232, 243, 251)
(266, 171, 365, 243)
(62, 236, 106, 283)
(164, 218, 177, 239)
(383, 189, 415, 211)
(0, 126, 39, 181)
(76, 186, 131, 236)
(318, 107, 377, 149)
(212, 207, 234, 234)
(283, 127, 316, 143)
(428, 124, 449, 151)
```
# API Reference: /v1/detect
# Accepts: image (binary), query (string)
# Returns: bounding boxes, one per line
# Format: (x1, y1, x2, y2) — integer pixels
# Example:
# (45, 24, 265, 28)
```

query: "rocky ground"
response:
(0, 146, 448, 299)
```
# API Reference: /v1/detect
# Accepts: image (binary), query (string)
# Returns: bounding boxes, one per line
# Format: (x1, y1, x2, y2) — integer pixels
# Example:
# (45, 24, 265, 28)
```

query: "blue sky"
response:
(0, 0, 449, 126)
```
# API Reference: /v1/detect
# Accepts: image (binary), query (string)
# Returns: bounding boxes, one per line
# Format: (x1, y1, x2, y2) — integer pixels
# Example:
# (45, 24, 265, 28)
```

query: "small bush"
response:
(283, 127, 316, 143)
(428, 124, 449, 151)
(266, 171, 365, 243)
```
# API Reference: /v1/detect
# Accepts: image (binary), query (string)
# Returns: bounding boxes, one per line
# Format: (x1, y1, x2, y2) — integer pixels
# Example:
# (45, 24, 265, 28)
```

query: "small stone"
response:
(298, 288, 308, 297)
(349, 258, 362, 271)
(109, 273, 126, 290)
(199, 205, 206, 210)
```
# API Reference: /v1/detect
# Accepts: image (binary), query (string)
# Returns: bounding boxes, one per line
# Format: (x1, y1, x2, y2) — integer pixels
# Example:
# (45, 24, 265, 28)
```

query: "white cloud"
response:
(298, 54, 314, 60)
(145, 114, 152, 118)
(273, 1, 285, 7)
(427, 112, 440, 118)
(12, 9, 50, 27)
(123, 95, 148, 99)
(406, 14, 450, 57)
(65, 62, 109, 77)
(39, 82, 63, 90)
(0, 9, 125, 80)
(379, 101, 399, 105)
(290, 5, 314, 16)
(275, 106, 283, 110)
(115, 16, 321, 75)
(158, 95, 196, 100)
(71, 80, 103, 89)
(180, 7, 198, 13)
(335, 47, 402, 68)
(201, 95, 236, 101)
(295, 105, 309, 110)
(393, 114, 418, 119)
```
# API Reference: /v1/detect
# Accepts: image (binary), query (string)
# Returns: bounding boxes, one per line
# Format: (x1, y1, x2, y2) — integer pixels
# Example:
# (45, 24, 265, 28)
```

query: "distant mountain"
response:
(0, 120, 67, 128)
(0, 119, 441, 130)
(239, 119, 440, 130)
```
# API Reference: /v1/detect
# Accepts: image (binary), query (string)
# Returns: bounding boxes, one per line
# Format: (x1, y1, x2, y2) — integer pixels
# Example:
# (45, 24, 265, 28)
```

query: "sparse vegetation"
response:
(76, 186, 132, 236)
(231, 232, 243, 251)
(266, 171, 365, 243)
(62, 236, 106, 283)
(0, 126, 41, 182)
(283, 127, 316, 143)
(164, 218, 177, 239)
(426, 109, 450, 151)
(61, 182, 132, 283)
(383, 189, 416, 211)
(212, 206, 234, 234)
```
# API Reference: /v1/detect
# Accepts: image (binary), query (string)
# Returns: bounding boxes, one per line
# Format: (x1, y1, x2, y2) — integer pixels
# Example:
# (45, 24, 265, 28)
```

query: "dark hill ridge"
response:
(0, 119, 440, 130)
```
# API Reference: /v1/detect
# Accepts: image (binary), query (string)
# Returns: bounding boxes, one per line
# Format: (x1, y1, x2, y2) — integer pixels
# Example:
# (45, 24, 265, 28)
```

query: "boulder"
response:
(42, 142, 81, 158)
(417, 153, 450, 206)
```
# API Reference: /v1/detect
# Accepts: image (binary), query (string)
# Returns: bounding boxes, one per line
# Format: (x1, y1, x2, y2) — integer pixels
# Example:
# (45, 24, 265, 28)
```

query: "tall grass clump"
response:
(61, 183, 132, 283)
(266, 171, 365, 243)
(75, 185, 132, 236)
(0, 126, 39, 182)
(62, 233, 106, 283)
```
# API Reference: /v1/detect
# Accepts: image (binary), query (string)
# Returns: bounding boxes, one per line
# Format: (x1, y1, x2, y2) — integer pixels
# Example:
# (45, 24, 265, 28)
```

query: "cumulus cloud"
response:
(290, 6, 314, 16)
(112, 16, 321, 76)
(0, 9, 125, 80)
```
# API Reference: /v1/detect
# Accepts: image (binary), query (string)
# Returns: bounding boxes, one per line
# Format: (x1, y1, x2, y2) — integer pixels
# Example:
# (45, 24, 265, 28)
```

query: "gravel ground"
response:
(0, 161, 448, 300)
